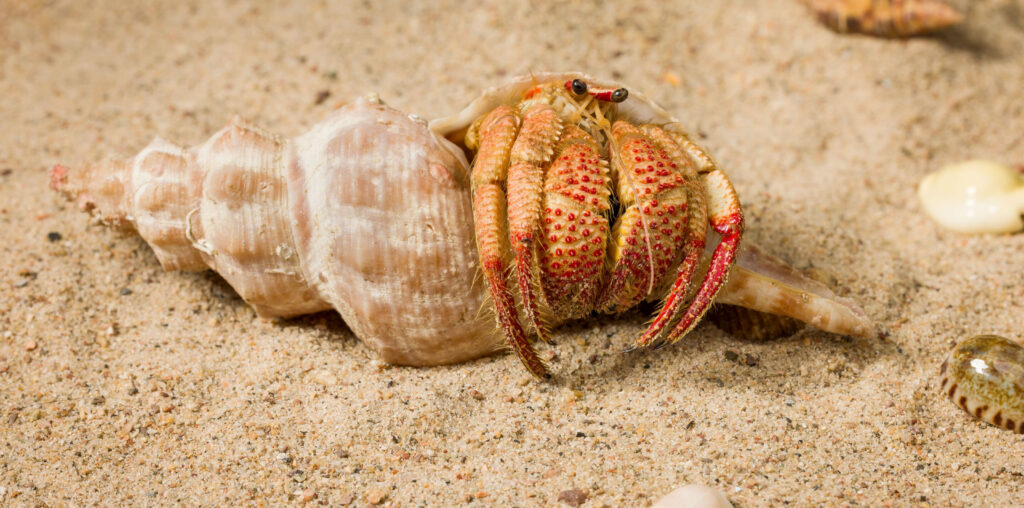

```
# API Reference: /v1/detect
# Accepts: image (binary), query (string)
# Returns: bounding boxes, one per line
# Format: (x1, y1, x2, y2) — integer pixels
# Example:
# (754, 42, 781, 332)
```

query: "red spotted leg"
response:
(467, 106, 549, 379)
(655, 165, 743, 349)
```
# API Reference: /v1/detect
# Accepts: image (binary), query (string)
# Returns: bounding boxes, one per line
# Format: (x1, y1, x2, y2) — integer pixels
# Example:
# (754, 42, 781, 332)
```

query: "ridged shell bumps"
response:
(51, 97, 498, 366)
(53, 72, 874, 369)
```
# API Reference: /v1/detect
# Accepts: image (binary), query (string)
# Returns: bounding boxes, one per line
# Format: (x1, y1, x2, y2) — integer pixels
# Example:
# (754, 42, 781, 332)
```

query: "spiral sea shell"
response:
(51, 72, 874, 369)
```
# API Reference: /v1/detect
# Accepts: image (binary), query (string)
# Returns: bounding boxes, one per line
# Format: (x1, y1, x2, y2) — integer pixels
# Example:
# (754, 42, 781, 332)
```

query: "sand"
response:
(3, 0, 1024, 505)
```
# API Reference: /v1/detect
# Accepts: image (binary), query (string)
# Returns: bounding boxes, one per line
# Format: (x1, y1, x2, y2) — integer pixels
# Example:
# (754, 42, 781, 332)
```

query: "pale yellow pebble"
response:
(662, 71, 682, 86)
(308, 369, 338, 386)
(652, 484, 733, 508)
(918, 159, 1024, 234)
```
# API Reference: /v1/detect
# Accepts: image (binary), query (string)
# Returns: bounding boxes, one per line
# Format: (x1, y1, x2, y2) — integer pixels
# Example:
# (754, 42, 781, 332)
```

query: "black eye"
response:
(571, 79, 588, 95)
(611, 88, 628, 103)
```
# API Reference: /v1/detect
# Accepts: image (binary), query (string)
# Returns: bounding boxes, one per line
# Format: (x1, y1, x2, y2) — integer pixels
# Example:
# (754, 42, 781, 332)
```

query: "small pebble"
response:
(297, 488, 316, 503)
(119, 288, 133, 296)
(469, 389, 485, 400)
(557, 488, 588, 507)
(940, 335, 1024, 433)
(24, 340, 37, 351)
(314, 89, 332, 105)
(308, 369, 338, 386)
(652, 484, 733, 508)
(47, 231, 62, 242)
(918, 159, 1024, 234)
(364, 487, 388, 505)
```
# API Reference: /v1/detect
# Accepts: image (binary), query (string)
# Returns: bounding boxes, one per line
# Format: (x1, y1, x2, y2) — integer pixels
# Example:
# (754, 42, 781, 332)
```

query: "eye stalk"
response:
(564, 79, 629, 103)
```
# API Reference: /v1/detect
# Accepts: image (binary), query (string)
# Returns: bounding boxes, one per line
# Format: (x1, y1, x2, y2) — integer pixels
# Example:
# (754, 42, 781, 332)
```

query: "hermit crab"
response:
(51, 72, 874, 378)
(460, 79, 741, 378)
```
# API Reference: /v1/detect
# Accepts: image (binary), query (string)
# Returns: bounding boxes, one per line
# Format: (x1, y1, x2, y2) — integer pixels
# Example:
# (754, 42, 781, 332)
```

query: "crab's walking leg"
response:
(468, 106, 549, 379)
(507, 104, 563, 344)
(656, 168, 743, 348)
(627, 128, 708, 349)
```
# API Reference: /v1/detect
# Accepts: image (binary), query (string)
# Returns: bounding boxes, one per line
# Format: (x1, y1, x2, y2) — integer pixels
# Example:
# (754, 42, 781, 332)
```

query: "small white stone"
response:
(308, 369, 338, 386)
(918, 159, 1024, 234)
(652, 484, 733, 508)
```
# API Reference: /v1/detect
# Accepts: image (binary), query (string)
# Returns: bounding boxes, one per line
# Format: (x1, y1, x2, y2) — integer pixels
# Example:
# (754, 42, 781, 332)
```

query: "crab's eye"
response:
(611, 88, 628, 103)
(570, 79, 588, 95)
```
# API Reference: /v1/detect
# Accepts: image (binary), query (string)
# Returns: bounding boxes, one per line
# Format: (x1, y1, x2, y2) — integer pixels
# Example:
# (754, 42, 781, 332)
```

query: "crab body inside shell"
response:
(466, 80, 744, 378)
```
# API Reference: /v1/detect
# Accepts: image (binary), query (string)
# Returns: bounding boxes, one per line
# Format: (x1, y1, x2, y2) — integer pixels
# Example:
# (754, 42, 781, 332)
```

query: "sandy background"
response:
(3, 0, 1024, 506)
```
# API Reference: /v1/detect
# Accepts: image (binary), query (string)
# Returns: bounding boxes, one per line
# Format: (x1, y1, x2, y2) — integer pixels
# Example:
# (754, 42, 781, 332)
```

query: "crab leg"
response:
(507, 104, 563, 344)
(468, 106, 549, 379)
(655, 168, 744, 348)
(473, 187, 548, 378)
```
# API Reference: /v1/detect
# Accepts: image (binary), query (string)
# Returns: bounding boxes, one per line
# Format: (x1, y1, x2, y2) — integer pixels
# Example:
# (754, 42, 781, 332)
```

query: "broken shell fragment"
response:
(940, 335, 1024, 433)
(918, 160, 1024, 234)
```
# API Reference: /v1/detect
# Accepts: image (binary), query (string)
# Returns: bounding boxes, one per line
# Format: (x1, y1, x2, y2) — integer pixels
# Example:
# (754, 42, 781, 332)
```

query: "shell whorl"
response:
(51, 97, 500, 366)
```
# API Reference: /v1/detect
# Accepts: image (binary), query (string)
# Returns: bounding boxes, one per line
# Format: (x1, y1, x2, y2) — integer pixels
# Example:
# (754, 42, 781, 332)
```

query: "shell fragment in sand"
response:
(918, 160, 1024, 234)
